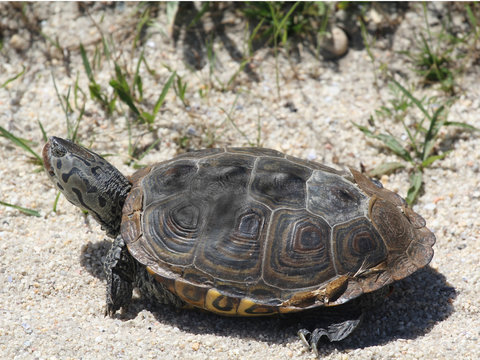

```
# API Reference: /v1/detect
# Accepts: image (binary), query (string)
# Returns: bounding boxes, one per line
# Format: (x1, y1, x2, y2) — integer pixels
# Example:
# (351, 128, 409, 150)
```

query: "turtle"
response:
(42, 136, 435, 351)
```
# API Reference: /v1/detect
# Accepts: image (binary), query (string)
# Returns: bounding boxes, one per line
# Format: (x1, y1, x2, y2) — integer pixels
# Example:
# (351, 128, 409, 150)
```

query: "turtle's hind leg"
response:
(104, 236, 135, 316)
(298, 313, 363, 355)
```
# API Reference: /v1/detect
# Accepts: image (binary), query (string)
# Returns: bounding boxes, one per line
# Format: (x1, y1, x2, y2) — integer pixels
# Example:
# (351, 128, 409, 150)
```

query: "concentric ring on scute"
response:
(195, 202, 270, 282)
(332, 217, 387, 274)
(142, 197, 202, 266)
(264, 209, 334, 288)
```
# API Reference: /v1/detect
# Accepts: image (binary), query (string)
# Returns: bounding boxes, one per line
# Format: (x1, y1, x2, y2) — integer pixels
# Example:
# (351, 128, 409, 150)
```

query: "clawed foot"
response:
(298, 314, 363, 355)
(104, 236, 135, 317)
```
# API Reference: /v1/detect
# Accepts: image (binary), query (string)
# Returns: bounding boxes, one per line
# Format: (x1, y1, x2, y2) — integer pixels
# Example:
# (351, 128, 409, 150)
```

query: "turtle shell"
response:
(121, 148, 435, 316)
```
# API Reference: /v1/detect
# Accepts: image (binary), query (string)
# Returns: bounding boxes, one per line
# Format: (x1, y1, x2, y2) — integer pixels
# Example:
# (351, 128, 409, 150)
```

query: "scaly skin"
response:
(104, 236, 185, 316)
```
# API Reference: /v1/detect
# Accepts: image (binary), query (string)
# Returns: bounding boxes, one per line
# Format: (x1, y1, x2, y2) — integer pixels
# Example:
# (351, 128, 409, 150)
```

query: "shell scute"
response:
(250, 157, 312, 208)
(263, 208, 334, 289)
(307, 170, 368, 225)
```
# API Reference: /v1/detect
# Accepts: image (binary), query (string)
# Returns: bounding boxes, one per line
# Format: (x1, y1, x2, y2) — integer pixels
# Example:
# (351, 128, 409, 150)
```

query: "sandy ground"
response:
(1, 3, 479, 359)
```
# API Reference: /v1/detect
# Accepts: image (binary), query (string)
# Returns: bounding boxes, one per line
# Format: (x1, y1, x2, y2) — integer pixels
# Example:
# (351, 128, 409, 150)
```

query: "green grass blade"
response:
(399, 117, 420, 158)
(53, 191, 61, 212)
(422, 152, 450, 168)
(275, 1, 300, 44)
(465, 4, 478, 38)
(406, 170, 423, 205)
(0, 200, 41, 217)
(136, 138, 161, 163)
(1, 66, 25, 88)
(391, 78, 431, 122)
(38, 120, 48, 142)
(110, 64, 140, 116)
(133, 8, 151, 49)
(353, 122, 413, 163)
(166, 1, 179, 30)
(368, 162, 406, 177)
(140, 111, 154, 124)
(0, 126, 43, 164)
(111, 78, 140, 115)
(376, 133, 414, 162)
(134, 51, 144, 100)
(153, 72, 176, 116)
(444, 121, 480, 131)
(79, 43, 94, 81)
(187, 2, 209, 28)
(421, 105, 445, 161)
(51, 72, 70, 124)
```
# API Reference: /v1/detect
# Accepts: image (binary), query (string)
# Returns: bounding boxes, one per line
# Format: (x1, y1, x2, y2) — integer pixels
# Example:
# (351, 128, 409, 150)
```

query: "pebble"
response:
(320, 27, 349, 58)
(9, 34, 29, 51)
(424, 203, 436, 211)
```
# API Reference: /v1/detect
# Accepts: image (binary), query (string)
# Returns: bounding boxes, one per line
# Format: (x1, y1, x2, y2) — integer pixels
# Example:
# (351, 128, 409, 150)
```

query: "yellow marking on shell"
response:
(146, 266, 156, 276)
(205, 289, 239, 316)
(237, 298, 277, 316)
(278, 305, 303, 314)
(174, 279, 207, 308)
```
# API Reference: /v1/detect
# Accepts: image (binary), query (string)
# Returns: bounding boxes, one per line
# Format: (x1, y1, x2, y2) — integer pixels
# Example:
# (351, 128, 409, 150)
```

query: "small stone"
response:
(191, 342, 200, 351)
(369, 8, 383, 24)
(10, 34, 29, 51)
(380, 174, 389, 186)
(320, 27, 348, 59)
(424, 203, 436, 211)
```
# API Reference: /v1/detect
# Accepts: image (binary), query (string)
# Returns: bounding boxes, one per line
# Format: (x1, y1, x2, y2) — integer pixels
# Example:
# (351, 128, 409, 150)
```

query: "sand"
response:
(1, 3, 479, 359)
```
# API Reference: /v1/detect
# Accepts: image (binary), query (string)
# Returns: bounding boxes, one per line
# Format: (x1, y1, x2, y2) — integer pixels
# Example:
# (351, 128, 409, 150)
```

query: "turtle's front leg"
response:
(104, 236, 136, 316)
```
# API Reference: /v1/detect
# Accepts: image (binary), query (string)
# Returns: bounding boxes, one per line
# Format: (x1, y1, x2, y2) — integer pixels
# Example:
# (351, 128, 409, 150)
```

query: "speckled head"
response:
(43, 137, 131, 237)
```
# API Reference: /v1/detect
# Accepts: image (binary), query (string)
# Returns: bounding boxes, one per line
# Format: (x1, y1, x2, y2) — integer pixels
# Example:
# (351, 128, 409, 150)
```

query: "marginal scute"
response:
(369, 197, 413, 251)
(123, 186, 143, 216)
(121, 212, 142, 244)
(389, 254, 419, 281)
(205, 289, 240, 315)
(407, 241, 434, 269)
(174, 279, 209, 308)
(350, 168, 405, 206)
(403, 206, 427, 228)
(237, 298, 277, 316)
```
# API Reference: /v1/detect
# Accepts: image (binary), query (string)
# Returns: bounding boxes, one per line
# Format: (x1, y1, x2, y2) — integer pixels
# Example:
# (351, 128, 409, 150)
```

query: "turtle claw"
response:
(298, 313, 363, 354)
(104, 303, 118, 318)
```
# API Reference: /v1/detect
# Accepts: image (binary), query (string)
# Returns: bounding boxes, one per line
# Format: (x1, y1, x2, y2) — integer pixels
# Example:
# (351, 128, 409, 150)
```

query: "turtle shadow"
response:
(80, 242, 456, 353)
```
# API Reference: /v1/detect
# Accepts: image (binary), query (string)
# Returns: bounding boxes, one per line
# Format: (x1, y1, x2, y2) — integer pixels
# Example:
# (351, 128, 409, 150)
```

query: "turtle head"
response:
(43, 137, 131, 238)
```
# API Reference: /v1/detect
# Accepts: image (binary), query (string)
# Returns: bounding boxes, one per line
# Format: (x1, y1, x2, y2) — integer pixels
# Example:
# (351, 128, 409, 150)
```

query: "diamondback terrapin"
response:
(43, 137, 435, 351)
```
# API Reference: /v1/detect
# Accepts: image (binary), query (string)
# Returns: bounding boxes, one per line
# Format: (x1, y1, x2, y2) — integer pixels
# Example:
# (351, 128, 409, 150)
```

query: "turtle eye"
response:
(51, 143, 67, 158)
(370, 178, 383, 189)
